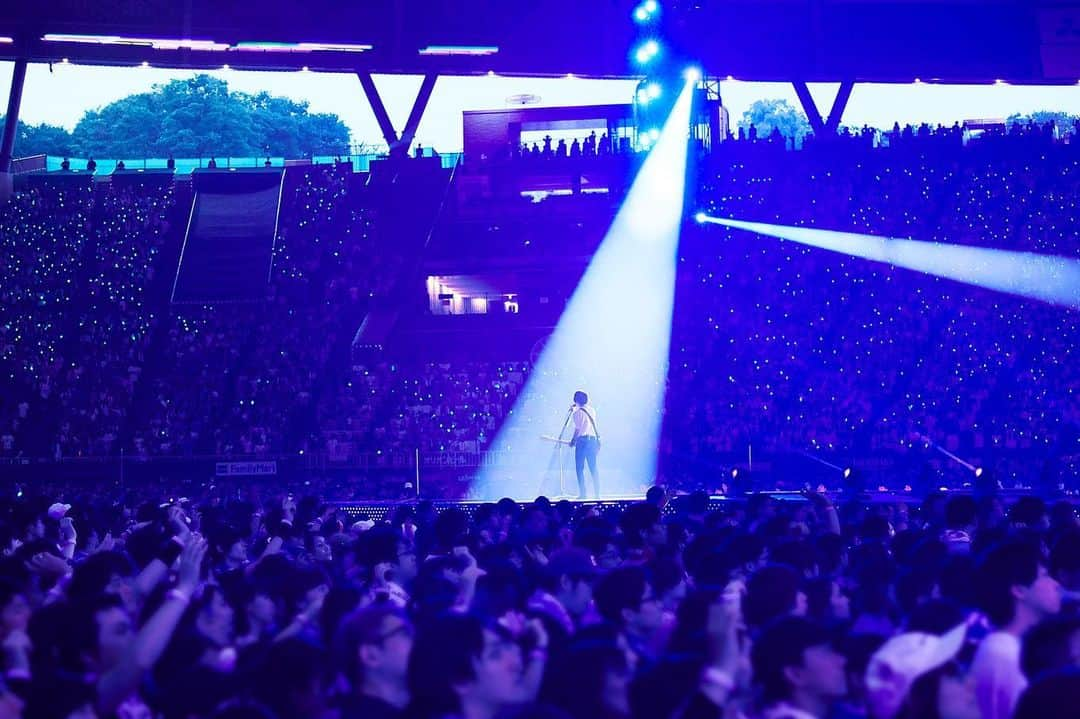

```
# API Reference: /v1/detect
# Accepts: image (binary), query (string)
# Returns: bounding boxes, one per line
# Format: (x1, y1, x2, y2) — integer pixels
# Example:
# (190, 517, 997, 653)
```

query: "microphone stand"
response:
(549, 407, 576, 498)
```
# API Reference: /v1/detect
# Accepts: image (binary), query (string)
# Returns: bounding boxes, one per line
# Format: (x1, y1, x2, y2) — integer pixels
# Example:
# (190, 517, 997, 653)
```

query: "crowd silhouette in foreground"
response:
(0, 482, 1078, 719)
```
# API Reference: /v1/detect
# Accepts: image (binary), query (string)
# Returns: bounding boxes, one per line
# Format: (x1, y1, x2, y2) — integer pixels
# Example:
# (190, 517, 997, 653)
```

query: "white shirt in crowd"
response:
(971, 630, 1026, 719)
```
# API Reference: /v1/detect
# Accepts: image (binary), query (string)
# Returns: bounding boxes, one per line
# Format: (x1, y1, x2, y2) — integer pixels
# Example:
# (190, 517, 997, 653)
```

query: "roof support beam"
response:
(793, 80, 856, 137)
(357, 71, 439, 157)
(824, 80, 854, 134)
(792, 80, 826, 136)
(394, 73, 438, 158)
(357, 71, 400, 152)
(0, 59, 28, 174)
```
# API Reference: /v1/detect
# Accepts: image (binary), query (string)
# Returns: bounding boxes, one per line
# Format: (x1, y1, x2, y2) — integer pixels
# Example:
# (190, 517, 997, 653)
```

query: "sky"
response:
(1, 61, 1079, 153)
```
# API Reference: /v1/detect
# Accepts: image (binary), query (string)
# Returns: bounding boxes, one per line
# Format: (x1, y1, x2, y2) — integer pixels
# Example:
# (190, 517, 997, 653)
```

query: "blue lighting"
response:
(634, 0, 660, 23)
(696, 215, 1080, 309)
(635, 40, 660, 65)
(475, 80, 697, 500)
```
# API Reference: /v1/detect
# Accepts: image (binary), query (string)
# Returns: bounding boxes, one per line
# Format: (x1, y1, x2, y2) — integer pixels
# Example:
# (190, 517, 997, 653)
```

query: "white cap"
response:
(47, 503, 72, 519)
(865, 619, 970, 719)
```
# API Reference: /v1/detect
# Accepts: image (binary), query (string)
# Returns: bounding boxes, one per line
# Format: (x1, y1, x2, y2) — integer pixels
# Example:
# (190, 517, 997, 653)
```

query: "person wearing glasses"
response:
(593, 566, 665, 668)
(336, 606, 415, 719)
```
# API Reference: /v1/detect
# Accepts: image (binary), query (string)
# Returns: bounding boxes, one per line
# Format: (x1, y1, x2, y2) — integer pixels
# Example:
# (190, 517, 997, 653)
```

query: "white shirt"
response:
(971, 630, 1026, 719)
(572, 405, 598, 438)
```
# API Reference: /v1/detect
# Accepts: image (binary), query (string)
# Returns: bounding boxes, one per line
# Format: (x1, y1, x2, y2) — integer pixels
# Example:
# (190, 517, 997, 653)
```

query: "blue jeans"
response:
(575, 436, 600, 498)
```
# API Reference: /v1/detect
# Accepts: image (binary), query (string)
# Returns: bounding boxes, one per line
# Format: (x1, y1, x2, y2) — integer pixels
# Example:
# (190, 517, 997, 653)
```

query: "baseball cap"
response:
(865, 619, 971, 719)
(47, 503, 72, 520)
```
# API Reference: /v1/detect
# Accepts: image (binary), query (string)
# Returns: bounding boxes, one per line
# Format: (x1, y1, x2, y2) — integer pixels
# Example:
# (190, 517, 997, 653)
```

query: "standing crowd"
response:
(0, 483, 1077, 719)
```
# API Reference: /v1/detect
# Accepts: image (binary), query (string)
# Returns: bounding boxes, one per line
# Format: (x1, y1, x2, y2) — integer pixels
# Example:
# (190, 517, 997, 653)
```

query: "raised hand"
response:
(59, 516, 77, 543)
(176, 535, 208, 594)
(281, 496, 297, 523)
(167, 506, 191, 542)
(706, 589, 743, 673)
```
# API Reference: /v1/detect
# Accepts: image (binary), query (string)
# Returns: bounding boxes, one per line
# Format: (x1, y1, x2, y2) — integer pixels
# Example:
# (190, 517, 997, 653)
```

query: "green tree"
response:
(0, 116, 74, 157)
(70, 75, 350, 158)
(737, 99, 813, 145)
(1006, 111, 1077, 135)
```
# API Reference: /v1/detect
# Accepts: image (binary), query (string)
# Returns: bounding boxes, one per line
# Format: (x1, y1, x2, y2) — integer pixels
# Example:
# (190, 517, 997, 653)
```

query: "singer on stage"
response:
(570, 390, 600, 499)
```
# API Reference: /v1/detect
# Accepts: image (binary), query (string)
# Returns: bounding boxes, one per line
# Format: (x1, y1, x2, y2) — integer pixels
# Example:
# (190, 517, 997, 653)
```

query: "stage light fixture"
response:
(683, 66, 701, 82)
(647, 82, 662, 99)
(694, 211, 707, 224)
(635, 40, 660, 65)
(634, 0, 660, 23)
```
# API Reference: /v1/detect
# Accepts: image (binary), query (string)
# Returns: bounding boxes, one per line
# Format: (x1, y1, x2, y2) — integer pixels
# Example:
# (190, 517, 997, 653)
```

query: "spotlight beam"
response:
(475, 81, 696, 500)
(697, 216, 1080, 309)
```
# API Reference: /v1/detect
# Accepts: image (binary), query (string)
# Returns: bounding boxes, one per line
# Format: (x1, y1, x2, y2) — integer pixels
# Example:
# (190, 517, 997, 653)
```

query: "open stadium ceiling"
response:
(1, 0, 1078, 84)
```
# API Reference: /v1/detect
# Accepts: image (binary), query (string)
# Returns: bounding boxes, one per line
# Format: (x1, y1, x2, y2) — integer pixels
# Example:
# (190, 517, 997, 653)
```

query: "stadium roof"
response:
(1, 0, 1077, 84)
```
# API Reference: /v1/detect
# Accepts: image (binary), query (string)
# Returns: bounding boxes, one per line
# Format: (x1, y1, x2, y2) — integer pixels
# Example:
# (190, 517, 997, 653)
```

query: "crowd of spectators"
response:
(0, 181, 184, 459)
(312, 123, 1079, 488)
(319, 362, 530, 463)
(673, 120, 1079, 466)
(504, 131, 632, 163)
(0, 124, 1077, 493)
(0, 185, 94, 455)
(131, 165, 378, 457)
(55, 182, 180, 457)
(0, 119, 1078, 719)
(0, 480, 1078, 719)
